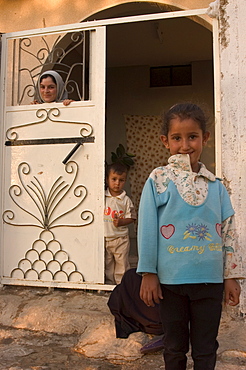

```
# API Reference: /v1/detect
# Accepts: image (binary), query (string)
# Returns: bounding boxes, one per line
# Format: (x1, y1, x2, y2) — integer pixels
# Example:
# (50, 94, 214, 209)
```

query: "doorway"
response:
(0, 4, 217, 289)
(87, 3, 215, 266)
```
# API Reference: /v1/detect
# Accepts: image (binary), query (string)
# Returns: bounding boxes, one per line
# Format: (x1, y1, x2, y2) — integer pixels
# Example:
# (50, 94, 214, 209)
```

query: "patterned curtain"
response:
(125, 115, 169, 213)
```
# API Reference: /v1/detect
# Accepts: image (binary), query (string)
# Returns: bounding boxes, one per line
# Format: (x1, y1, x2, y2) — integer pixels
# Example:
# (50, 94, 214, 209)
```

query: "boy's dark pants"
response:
(159, 283, 224, 370)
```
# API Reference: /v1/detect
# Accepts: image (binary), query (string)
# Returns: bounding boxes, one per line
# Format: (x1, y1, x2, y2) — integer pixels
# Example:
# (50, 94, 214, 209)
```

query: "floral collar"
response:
(168, 154, 216, 181)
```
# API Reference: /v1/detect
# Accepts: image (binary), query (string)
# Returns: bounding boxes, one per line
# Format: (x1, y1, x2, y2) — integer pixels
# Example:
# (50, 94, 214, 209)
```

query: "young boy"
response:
(104, 163, 136, 285)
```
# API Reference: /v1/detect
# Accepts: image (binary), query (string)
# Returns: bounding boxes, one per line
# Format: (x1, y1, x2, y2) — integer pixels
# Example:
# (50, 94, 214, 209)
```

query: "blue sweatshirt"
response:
(137, 157, 234, 284)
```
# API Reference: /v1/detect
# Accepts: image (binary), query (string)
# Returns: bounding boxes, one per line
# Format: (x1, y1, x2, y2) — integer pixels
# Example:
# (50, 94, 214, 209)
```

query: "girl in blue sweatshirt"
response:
(137, 103, 243, 370)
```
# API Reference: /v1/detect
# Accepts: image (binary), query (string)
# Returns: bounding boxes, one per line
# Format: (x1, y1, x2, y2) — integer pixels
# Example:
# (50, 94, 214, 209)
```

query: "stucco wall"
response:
(219, 0, 246, 311)
(0, 0, 211, 32)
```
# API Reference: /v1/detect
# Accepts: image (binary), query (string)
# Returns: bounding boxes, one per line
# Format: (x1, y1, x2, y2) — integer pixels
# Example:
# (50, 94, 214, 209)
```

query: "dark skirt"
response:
(107, 268, 164, 338)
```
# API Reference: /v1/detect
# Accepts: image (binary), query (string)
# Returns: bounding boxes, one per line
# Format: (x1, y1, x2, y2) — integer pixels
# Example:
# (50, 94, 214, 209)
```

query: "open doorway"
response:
(0, 3, 216, 290)
(86, 3, 214, 267)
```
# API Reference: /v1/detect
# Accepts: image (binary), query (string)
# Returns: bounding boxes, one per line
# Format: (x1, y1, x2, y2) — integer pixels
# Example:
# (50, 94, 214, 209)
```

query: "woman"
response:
(31, 70, 73, 106)
(107, 268, 164, 354)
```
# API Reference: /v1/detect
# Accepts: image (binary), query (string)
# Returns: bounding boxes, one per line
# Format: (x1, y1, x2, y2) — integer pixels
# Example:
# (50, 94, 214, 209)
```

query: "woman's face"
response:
(39, 76, 57, 103)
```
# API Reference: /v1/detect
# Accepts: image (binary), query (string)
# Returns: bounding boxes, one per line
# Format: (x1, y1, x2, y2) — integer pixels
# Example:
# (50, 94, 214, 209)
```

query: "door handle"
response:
(4, 136, 95, 165)
(62, 142, 82, 164)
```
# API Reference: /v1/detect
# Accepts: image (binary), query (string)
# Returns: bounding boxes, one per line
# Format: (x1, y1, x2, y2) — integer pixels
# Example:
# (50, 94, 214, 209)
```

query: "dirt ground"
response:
(1, 324, 246, 370)
(0, 286, 246, 370)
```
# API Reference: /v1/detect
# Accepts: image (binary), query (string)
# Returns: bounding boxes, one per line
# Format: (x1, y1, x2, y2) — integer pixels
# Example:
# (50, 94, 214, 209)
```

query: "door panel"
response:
(0, 25, 106, 288)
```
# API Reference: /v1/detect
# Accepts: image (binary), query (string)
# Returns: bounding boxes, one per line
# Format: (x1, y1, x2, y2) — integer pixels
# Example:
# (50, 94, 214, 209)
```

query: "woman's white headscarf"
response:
(36, 70, 68, 103)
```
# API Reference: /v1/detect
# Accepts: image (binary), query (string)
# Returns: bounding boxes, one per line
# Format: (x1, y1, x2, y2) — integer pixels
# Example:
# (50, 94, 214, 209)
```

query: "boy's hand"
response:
(113, 213, 120, 227)
(224, 278, 241, 306)
(113, 214, 134, 227)
(140, 273, 163, 307)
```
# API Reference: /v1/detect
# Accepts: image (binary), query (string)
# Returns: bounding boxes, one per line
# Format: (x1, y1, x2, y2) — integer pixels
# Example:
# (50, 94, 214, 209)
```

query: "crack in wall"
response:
(219, 0, 229, 49)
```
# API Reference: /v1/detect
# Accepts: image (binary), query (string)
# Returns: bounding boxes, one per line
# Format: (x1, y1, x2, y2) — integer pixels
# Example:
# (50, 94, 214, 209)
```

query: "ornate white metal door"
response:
(0, 24, 106, 288)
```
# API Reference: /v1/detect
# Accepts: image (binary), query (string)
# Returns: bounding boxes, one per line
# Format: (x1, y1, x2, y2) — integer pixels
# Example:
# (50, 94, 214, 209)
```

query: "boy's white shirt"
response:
(104, 189, 136, 241)
(150, 154, 244, 279)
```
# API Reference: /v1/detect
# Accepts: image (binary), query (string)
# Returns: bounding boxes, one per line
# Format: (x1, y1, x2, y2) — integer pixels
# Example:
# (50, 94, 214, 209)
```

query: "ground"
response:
(0, 285, 245, 370)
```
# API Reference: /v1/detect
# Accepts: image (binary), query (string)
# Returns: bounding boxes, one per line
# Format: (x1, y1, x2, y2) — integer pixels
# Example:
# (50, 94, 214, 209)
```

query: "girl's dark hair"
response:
(161, 103, 208, 136)
(40, 74, 57, 85)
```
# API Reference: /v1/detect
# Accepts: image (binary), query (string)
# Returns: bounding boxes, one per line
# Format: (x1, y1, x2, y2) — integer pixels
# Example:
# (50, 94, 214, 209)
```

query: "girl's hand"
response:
(140, 273, 163, 307)
(30, 100, 39, 104)
(224, 278, 241, 306)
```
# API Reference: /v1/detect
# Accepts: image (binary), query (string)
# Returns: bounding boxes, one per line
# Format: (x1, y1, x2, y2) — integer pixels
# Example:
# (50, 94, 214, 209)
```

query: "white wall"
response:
(219, 0, 246, 313)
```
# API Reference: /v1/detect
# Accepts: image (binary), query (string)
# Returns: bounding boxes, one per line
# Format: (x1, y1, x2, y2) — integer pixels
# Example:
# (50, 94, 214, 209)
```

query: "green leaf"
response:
(111, 152, 118, 162)
(123, 157, 134, 166)
(116, 144, 125, 157)
(119, 144, 126, 155)
(126, 152, 136, 157)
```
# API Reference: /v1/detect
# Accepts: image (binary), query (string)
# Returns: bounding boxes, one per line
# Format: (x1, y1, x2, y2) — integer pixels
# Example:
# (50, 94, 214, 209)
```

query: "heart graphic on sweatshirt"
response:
(160, 224, 175, 239)
(216, 223, 222, 237)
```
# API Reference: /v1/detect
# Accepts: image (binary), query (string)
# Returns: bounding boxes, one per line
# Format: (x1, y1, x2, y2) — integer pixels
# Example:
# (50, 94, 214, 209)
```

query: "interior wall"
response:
(106, 60, 214, 257)
(106, 59, 214, 172)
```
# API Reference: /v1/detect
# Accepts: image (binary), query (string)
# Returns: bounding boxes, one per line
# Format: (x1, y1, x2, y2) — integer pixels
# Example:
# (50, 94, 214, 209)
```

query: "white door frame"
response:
(0, 8, 220, 171)
(0, 7, 220, 290)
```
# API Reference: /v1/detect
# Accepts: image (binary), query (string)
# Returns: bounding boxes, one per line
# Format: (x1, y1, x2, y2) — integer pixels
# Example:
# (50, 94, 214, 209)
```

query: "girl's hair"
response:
(161, 103, 208, 136)
(40, 73, 57, 85)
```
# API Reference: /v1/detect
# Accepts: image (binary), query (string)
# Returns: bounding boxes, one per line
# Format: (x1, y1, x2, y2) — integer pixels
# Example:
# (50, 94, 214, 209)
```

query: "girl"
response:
(137, 103, 242, 370)
(31, 70, 73, 106)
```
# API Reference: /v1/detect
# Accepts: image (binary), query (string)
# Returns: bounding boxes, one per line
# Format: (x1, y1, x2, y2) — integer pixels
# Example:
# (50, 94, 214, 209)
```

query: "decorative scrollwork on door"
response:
(3, 160, 93, 282)
(3, 161, 94, 229)
(11, 230, 84, 282)
(8, 30, 90, 105)
(5, 108, 93, 141)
